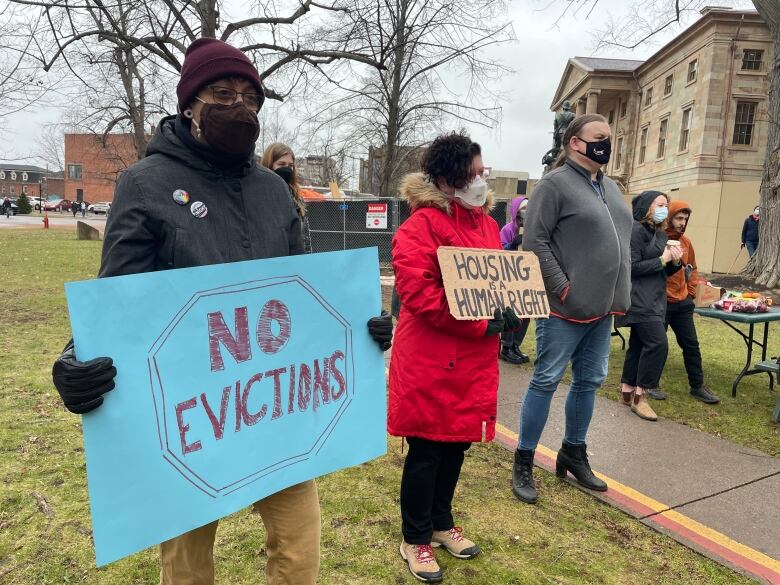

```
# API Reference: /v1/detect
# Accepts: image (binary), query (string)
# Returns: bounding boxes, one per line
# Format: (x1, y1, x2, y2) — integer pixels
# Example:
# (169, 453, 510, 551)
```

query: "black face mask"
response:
(274, 166, 294, 185)
(576, 137, 612, 165)
(198, 102, 260, 154)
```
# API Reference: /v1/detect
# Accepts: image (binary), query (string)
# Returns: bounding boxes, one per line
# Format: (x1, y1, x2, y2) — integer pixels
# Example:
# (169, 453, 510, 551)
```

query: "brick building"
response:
(0, 164, 46, 199)
(550, 7, 771, 193)
(359, 145, 425, 196)
(64, 133, 139, 204)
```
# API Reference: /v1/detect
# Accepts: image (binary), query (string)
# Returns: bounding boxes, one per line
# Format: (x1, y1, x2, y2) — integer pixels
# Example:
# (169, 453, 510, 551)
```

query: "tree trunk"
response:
(198, 0, 218, 38)
(745, 0, 780, 287)
(379, 0, 407, 198)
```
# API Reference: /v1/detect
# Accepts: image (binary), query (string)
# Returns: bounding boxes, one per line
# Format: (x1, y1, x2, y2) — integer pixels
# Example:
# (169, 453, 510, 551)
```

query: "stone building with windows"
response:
(0, 165, 47, 200)
(550, 7, 771, 194)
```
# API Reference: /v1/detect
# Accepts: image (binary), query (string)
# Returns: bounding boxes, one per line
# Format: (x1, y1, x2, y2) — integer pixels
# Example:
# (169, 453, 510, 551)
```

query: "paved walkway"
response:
(495, 360, 780, 584)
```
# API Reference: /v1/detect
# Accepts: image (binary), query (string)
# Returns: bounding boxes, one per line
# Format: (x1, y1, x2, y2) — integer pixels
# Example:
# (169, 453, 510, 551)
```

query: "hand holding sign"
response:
(437, 247, 550, 320)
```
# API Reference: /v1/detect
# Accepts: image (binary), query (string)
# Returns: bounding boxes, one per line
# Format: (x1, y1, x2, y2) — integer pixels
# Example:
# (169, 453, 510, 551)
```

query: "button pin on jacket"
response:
(191, 201, 208, 219)
(172, 189, 190, 205)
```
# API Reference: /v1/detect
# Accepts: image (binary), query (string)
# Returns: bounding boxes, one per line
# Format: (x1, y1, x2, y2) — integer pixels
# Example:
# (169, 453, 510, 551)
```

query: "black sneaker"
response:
(690, 385, 720, 404)
(646, 387, 667, 400)
(500, 347, 524, 365)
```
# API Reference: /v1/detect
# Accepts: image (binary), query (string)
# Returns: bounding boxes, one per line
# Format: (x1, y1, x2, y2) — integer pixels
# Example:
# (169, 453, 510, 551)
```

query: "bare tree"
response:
(558, 0, 779, 287)
(307, 0, 514, 196)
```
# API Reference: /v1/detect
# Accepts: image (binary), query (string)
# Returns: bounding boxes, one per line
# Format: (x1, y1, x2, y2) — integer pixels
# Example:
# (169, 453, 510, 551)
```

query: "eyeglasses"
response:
(207, 85, 264, 111)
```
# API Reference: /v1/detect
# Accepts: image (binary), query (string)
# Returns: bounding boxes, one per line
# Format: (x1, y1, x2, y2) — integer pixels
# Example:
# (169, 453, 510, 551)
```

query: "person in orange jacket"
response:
(664, 200, 720, 404)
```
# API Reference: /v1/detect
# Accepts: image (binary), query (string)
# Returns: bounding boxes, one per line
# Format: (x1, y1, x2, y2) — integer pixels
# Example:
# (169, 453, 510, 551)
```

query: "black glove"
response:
(52, 339, 117, 414)
(511, 234, 523, 250)
(367, 311, 393, 351)
(485, 308, 505, 336)
(502, 307, 521, 332)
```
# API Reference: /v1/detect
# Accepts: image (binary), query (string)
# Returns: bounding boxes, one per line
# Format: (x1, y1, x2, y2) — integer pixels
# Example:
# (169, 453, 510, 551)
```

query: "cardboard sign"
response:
(437, 247, 549, 320)
(694, 283, 725, 308)
(366, 203, 388, 229)
(65, 249, 386, 566)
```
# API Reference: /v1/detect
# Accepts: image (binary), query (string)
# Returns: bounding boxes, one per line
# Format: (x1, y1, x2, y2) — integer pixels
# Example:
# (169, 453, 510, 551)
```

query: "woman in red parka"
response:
(390, 132, 519, 583)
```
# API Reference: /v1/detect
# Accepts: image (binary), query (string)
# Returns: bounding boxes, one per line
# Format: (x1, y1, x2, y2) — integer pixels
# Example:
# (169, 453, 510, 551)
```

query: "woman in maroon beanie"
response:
(49, 37, 393, 585)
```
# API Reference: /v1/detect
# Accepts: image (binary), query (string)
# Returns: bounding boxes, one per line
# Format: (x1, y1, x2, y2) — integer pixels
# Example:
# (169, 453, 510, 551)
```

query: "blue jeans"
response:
(518, 315, 612, 450)
(746, 241, 757, 257)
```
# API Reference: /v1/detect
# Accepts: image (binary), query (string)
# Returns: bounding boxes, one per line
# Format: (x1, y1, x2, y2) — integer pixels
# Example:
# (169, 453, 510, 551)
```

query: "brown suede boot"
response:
(631, 389, 658, 421)
(400, 541, 443, 582)
(432, 526, 480, 559)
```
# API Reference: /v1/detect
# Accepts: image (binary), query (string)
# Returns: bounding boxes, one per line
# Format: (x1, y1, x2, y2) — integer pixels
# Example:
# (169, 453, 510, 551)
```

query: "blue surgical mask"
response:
(653, 207, 669, 224)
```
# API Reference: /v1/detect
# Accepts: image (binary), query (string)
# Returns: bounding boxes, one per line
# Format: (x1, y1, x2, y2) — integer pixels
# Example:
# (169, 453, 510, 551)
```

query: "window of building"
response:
(67, 164, 83, 180)
(0, 171, 5, 180)
(733, 101, 757, 145)
(687, 59, 698, 83)
(10, 171, 16, 181)
(639, 127, 648, 164)
(664, 74, 674, 96)
(679, 107, 692, 151)
(644, 87, 653, 107)
(9, 186, 15, 195)
(742, 49, 763, 71)
(620, 100, 628, 118)
(608, 109, 614, 125)
(657, 118, 668, 158)
(21, 172, 28, 182)
(22, 185, 28, 194)
(616, 136, 624, 169)
(1, 185, 4, 194)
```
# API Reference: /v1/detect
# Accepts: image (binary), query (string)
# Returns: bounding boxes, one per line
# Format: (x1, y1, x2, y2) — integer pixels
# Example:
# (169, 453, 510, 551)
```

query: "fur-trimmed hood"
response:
(399, 172, 494, 215)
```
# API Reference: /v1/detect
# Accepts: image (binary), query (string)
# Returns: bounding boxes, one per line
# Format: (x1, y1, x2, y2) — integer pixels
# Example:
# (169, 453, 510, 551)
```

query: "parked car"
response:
(89, 201, 112, 215)
(30, 197, 46, 211)
(43, 198, 72, 212)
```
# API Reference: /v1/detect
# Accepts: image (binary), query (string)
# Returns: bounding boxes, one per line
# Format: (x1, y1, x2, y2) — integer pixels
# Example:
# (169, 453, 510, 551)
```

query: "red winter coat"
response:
(388, 173, 502, 443)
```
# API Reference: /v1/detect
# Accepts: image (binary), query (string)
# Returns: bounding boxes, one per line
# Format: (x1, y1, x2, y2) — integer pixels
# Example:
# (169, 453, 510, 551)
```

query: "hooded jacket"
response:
(499, 196, 528, 249)
(388, 173, 501, 443)
(522, 159, 633, 322)
(665, 200, 698, 303)
(742, 213, 759, 245)
(99, 115, 302, 278)
(621, 191, 682, 325)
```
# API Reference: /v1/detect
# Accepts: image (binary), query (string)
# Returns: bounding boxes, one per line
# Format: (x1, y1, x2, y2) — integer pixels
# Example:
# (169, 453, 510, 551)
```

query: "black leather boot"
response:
(512, 449, 538, 504)
(500, 346, 524, 365)
(555, 441, 607, 492)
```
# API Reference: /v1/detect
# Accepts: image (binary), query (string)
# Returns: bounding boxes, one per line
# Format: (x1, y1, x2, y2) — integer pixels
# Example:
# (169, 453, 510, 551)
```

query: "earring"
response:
(183, 109, 193, 119)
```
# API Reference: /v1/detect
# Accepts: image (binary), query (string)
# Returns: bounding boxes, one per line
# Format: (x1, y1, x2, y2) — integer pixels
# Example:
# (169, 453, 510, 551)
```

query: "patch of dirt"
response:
(6, 306, 48, 325)
(703, 273, 780, 298)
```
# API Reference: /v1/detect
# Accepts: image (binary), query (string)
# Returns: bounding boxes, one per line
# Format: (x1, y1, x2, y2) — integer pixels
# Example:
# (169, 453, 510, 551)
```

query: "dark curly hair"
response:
(421, 131, 481, 190)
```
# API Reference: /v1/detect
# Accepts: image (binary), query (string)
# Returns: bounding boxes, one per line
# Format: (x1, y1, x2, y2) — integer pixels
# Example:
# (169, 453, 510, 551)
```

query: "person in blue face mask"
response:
(618, 191, 683, 421)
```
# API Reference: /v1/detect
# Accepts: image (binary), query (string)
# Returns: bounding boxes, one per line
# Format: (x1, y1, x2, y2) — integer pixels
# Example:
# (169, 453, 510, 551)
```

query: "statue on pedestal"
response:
(542, 100, 576, 175)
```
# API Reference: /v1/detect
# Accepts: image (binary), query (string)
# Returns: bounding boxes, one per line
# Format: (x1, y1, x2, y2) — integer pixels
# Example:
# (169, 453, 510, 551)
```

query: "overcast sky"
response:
(2, 0, 701, 181)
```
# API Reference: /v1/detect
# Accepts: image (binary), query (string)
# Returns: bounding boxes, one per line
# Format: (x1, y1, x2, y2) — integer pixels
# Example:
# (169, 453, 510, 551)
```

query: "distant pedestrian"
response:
(72, 201, 79, 218)
(498, 196, 531, 365)
(741, 205, 760, 257)
(2, 197, 11, 218)
(81, 201, 87, 217)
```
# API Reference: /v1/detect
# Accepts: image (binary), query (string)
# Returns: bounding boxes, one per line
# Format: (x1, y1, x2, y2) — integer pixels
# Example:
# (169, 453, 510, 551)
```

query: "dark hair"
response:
(421, 131, 481, 190)
(553, 113, 609, 169)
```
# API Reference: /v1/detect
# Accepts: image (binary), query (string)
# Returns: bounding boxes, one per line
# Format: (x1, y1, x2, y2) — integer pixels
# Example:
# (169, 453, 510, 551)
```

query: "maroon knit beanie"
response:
(176, 38, 265, 111)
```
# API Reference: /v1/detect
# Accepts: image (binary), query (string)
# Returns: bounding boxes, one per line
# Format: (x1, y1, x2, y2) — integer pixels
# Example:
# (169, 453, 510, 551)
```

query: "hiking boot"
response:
(555, 441, 607, 492)
(432, 526, 480, 559)
(399, 541, 443, 583)
(631, 391, 658, 421)
(500, 346, 524, 365)
(690, 385, 720, 404)
(511, 345, 530, 363)
(512, 448, 538, 504)
(646, 387, 667, 400)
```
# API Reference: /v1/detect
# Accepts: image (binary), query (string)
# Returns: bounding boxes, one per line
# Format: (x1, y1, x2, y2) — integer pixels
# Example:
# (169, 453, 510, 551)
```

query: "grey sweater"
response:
(523, 159, 632, 321)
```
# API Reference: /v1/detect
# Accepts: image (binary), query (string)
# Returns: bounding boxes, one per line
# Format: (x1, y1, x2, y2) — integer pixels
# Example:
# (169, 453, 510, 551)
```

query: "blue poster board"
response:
(65, 248, 386, 566)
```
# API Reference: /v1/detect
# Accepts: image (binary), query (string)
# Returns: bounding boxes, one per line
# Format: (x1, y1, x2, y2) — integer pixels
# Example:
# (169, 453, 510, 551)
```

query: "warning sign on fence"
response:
(437, 247, 549, 320)
(366, 203, 388, 229)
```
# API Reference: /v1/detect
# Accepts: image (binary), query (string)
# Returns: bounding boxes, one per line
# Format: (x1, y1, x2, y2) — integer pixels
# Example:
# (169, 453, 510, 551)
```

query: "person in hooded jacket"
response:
(261, 142, 313, 254)
(390, 131, 520, 583)
(741, 206, 760, 257)
(498, 196, 531, 364)
(664, 201, 721, 404)
(619, 191, 683, 422)
(49, 38, 392, 585)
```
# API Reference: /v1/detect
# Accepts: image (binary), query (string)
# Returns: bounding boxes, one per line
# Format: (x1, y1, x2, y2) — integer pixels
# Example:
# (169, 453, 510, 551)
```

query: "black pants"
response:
(621, 320, 668, 389)
(501, 318, 530, 349)
(400, 437, 471, 544)
(665, 298, 704, 389)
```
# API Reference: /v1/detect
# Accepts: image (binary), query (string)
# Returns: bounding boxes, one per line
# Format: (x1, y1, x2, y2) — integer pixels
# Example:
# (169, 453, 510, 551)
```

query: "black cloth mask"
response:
(198, 103, 260, 155)
(577, 137, 612, 165)
(274, 166, 294, 185)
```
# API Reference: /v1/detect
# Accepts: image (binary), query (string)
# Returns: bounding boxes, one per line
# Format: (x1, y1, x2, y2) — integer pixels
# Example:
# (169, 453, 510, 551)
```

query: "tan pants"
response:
(159, 480, 320, 585)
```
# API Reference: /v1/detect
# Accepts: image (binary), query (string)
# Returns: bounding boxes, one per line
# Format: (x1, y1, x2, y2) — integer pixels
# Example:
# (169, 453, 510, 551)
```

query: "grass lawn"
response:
(0, 229, 755, 584)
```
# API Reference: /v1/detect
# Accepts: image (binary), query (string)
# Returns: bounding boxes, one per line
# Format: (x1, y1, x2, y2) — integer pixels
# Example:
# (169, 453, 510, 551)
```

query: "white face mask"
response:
(453, 176, 488, 208)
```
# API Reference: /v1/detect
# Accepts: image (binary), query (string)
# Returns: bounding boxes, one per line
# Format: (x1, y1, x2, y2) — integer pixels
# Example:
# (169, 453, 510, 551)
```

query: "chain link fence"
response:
(307, 198, 510, 265)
